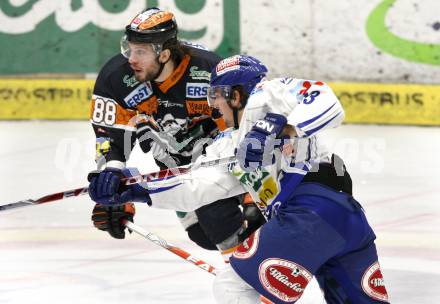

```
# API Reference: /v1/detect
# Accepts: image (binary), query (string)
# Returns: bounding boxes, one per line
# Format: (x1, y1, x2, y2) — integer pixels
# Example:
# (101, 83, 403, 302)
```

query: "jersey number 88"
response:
(92, 98, 116, 125)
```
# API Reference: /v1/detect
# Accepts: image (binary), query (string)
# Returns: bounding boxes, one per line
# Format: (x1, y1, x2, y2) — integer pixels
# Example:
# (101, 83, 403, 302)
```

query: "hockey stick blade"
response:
(0, 155, 237, 212)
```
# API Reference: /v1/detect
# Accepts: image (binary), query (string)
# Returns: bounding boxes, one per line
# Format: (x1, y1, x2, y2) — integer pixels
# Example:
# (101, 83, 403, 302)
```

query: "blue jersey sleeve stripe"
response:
(297, 102, 336, 129)
(304, 112, 342, 136)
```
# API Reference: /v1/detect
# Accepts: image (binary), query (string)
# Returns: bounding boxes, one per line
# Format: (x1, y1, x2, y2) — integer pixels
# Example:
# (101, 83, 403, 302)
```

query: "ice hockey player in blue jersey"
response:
(88, 55, 389, 303)
(208, 56, 390, 303)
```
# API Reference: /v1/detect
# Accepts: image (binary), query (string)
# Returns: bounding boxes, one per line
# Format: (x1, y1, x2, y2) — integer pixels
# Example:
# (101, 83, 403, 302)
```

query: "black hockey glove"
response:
(238, 195, 267, 242)
(91, 203, 135, 239)
(175, 118, 219, 153)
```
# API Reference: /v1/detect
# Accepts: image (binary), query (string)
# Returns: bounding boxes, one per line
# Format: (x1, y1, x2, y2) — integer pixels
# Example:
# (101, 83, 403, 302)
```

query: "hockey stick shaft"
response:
(122, 155, 236, 186)
(123, 220, 218, 276)
(124, 220, 274, 303)
(0, 155, 236, 212)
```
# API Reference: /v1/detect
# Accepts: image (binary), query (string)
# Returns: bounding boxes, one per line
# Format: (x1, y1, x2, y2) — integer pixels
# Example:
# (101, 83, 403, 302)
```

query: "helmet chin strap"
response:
(226, 98, 243, 130)
(153, 49, 171, 81)
(153, 58, 166, 81)
(232, 108, 239, 130)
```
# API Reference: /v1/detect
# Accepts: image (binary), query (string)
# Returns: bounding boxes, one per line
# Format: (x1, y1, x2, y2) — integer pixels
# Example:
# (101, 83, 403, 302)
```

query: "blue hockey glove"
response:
(88, 167, 151, 206)
(236, 113, 288, 172)
(119, 168, 152, 205)
(88, 167, 123, 205)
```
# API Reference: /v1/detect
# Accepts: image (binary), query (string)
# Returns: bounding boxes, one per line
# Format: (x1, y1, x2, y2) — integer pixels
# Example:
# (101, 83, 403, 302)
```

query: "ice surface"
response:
(1, 122, 439, 303)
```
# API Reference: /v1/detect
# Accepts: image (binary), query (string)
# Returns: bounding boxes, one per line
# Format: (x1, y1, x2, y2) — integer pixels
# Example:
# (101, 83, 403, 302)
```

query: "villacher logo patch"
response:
(259, 258, 312, 302)
(232, 229, 260, 260)
(361, 261, 389, 302)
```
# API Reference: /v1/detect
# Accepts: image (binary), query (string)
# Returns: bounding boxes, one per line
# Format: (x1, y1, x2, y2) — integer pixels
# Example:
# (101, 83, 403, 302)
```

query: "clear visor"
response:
(120, 35, 131, 58)
(207, 85, 232, 106)
(120, 35, 162, 59)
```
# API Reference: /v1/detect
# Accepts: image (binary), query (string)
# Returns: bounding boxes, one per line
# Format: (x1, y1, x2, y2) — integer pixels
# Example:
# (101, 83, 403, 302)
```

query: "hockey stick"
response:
(124, 221, 274, 304)
(0, 155, 236, 212)
(123, 220, 218, 275)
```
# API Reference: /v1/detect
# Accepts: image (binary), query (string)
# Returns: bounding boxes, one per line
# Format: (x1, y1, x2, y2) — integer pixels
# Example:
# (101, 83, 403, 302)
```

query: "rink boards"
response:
(0, 79, 439, 125)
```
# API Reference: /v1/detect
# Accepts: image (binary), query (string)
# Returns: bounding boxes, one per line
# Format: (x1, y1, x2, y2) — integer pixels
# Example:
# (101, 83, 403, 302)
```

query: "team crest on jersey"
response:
(361, 262, 389, 302)
(186, 83, 209, 98)
(123, 75, 139, 87)
(232, 229, 260, 260)
(259, 258, 312, 302)
(189, 66, 210, 81)
(124, 82, 153, 108)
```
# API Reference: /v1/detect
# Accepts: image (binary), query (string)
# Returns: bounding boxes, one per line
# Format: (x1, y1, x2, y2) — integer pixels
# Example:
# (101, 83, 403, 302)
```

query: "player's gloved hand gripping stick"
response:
(88, 167, 152, 206)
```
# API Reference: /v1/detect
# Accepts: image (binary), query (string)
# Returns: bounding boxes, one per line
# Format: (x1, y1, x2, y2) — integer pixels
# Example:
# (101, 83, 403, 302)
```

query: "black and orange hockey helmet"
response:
(125, 7, 178, 45)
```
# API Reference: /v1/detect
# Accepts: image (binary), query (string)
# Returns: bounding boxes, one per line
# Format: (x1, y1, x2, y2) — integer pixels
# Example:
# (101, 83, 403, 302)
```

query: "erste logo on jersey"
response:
(259, 258, 312, 302)
(361, 262, 389, 302)
(124, 82, 153, 107)
(233, 229, 260, 260)
(186, 82, 209, 98)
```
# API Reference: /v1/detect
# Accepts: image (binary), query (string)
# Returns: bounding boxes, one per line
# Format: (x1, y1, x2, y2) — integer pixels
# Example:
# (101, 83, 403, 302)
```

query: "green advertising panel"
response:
(366, 0, 440, 66)
(0, 0, 239, 74)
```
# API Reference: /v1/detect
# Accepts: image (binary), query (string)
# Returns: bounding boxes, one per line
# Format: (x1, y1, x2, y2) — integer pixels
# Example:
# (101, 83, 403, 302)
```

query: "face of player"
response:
(208, 87, 240, 128)
(214, 96, 235, 128)
(127, 42, 161, 82)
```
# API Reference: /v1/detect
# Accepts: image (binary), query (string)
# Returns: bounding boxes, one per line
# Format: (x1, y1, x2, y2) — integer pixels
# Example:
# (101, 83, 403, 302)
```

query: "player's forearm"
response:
(148, 167, 246, 212)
